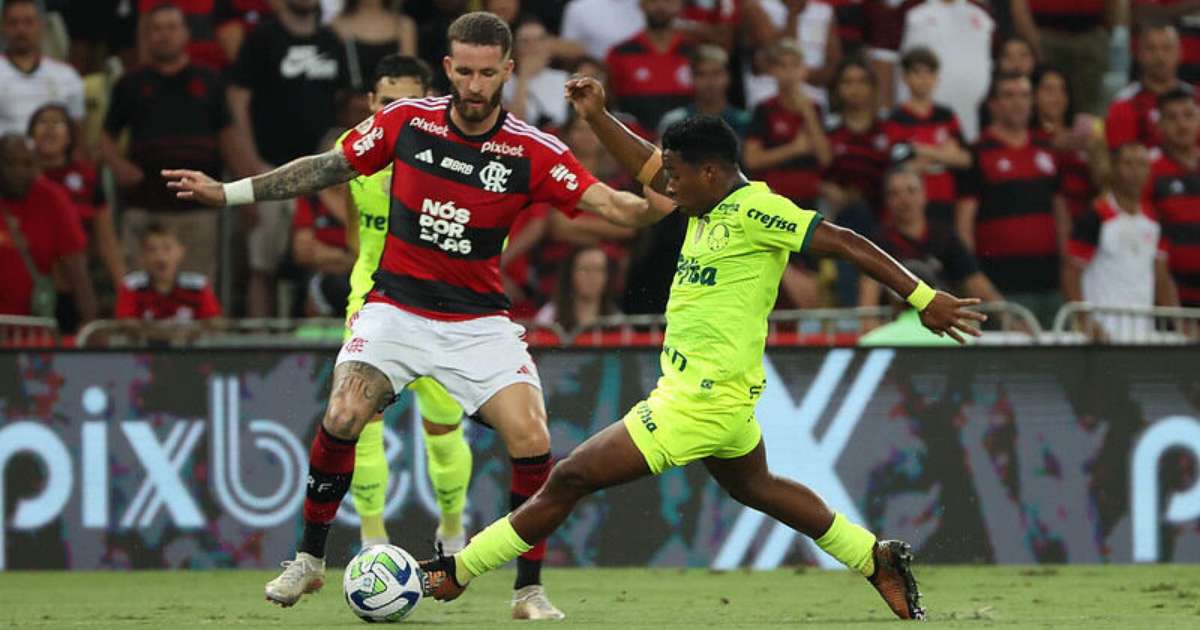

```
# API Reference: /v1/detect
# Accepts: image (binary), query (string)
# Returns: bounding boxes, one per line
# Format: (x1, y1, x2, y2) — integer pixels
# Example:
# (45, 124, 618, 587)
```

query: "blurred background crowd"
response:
(1, 0, 1198, 342)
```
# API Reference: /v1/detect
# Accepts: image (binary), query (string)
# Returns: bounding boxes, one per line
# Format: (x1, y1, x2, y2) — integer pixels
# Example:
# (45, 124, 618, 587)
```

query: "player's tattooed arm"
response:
(164, 148, 359, 206)
(252, 149, 358, 201)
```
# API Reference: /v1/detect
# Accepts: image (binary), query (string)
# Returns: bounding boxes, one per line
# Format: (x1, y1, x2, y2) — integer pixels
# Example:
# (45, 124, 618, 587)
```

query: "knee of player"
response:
(546, 456, 597, 496)
(503, 420, 550, 458)
(323, 399, 374, 440)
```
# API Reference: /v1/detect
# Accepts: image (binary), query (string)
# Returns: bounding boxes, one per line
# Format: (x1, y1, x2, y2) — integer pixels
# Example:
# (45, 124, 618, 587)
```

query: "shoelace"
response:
(276, 560, 309, 587)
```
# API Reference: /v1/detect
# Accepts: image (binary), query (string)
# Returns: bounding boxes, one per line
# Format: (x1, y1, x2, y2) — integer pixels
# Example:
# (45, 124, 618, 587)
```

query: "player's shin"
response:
(300, 425, 358, 558)
(456, 515, 534, 585)
(510, 453, 552, 589)
(424, 424, 472, 539)
(814, 512, 877, 577)
(352, 419, 389, 545)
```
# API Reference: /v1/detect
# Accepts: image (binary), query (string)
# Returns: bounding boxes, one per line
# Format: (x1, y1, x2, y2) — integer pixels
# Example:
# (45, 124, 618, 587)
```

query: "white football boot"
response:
(435, 526, 467, 555)
(264, 552, 326, 607)
(511, 584, 566, 620)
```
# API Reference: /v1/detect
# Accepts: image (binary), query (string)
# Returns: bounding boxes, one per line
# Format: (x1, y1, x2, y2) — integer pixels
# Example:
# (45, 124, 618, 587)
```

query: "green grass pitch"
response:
(2, 565, 1198, 628)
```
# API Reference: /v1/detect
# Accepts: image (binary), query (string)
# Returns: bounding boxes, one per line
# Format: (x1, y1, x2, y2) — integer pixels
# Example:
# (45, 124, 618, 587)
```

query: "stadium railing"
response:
(69, 302, 1049, 349)
(0, 315, 60, 348)
(1049, 302, 1200, 344)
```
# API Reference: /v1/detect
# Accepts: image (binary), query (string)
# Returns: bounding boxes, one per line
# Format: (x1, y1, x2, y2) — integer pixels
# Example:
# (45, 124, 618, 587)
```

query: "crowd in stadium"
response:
(1, 0, 1198, 338)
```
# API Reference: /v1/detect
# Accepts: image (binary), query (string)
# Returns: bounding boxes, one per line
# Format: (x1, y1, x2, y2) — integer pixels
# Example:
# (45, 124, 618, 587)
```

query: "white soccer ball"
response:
(343, 544, 423, 623)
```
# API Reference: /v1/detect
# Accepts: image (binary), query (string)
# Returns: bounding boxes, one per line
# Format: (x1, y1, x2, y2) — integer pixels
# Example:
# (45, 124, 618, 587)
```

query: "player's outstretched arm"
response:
(565, 76, 669, 195)
(808, 222, 987, 344)
(576, 182, 672, 228)
(163, 148, 358, 207)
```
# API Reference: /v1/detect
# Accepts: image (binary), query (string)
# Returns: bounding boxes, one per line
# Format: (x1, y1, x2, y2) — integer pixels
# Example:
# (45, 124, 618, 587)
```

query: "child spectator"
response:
(886, 46, 970, 228)
(1064, 142, 1178, 341)
(743, 39, 831, 209)
(291, 186, 353, 317)
(115, 222, 222, 321)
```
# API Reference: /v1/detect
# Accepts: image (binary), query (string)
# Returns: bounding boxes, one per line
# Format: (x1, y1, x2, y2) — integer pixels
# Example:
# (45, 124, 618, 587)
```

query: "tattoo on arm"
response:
(251, 148, 357, 201)
(332, 360, 394, 412)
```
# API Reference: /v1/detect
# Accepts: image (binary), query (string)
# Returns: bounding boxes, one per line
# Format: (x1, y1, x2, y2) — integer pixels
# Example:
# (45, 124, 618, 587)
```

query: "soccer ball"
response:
(343, 544, 423, 623)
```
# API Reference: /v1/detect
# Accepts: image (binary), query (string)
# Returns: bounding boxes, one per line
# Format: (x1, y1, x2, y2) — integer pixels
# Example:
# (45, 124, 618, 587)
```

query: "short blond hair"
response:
(767, 38, 804, 65)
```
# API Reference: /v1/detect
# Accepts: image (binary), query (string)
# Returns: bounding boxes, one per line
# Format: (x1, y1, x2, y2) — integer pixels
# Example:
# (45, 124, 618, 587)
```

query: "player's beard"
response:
(451, 86, 503, 123)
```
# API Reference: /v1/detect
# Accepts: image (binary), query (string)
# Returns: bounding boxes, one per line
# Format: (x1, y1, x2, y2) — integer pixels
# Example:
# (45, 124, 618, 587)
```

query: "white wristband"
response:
(223, 178, 255, 206)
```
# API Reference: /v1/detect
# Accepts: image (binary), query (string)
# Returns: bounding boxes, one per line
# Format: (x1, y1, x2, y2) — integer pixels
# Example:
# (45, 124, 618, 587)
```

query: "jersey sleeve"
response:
(1067, 205, 1102, 263)
(739, 194, 824, 253)
(529, 146, 598, 219)
(113, 286, 137, 319)
(195, 284, 223, 319)
(339, 106, 405, 176)
(1104, 98, 1137, 149)
(293, 196, 317, 230)
(103, 74, 133, 135)
(45, 182, 87, 259)
(746, 104, 769, 143)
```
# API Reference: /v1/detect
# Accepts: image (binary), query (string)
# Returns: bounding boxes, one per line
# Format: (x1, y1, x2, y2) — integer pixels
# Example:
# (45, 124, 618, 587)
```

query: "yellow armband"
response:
(636, 149, 663, 186)
(906, 281, 936, 311)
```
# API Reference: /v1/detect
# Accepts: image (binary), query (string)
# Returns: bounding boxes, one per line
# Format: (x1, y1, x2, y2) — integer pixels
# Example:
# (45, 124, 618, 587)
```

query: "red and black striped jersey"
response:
(885, 103, 965, 226)
(114, 271, 222, 321)
(605, 31, 695, 132)
(1149, 152, 1200, 305)
(339, 96, 598, 320)
(824, 114, 890, 217)
(1028, 0, 1105, 32)
(1032, 126, 1096, 221)
(960, 130, 1061, 293)
(745, 97, 824, 206)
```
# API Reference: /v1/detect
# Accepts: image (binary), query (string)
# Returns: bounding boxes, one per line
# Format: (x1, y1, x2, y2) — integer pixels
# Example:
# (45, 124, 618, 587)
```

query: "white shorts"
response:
(337, 302, 540, 415)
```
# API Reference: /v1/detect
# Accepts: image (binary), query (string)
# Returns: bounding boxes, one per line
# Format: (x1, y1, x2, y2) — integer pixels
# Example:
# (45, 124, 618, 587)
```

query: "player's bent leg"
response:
(419, 420, 652, 604)
(266, 361, 394, 608)
(412, 377, 471, 553)
(474, 383, 562, 618)
(352, 416, 389, 546)
(702, 442, 925, 620)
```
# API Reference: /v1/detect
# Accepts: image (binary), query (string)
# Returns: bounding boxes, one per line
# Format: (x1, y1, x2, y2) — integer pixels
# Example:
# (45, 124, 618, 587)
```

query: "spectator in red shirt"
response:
(605, 0, 695, 132)
(1134, 0, 1200, 86)
(886, 46, 971, 228)
(743, 38, 831, 209)
(291, 184, 353, 316)
(1106, 23, 1194, 150)
(1031, 66, 1105, 222)
(29, 104, 126, 290)
(115, 221, 223, 321)
(1148, 88, 1200, 306)
(824, 56, 890, 219)
(957, 72, 1068, 326)
(0, 134, 97, 325)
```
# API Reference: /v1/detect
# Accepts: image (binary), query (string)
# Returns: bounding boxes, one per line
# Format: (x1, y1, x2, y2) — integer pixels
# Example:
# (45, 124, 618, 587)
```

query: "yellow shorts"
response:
(622, 387, 762, 475)
(345, 301, 463, 426)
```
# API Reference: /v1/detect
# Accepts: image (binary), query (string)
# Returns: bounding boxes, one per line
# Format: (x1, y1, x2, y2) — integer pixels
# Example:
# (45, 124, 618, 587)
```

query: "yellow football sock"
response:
(815, 513, 876, 577)
(423, 424, 471, 536)
(456, 516, 531, 584)
(351, 420, 389, 543)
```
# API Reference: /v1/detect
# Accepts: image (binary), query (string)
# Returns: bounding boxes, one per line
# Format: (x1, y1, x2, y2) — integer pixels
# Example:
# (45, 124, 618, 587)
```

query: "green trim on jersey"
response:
(659, 181, 823, 411)
(340, 129, 393, 317)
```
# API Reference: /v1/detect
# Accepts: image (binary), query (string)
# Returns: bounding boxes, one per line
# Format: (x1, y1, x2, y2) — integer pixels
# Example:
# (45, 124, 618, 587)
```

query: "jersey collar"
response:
(444, 98, 509, 143)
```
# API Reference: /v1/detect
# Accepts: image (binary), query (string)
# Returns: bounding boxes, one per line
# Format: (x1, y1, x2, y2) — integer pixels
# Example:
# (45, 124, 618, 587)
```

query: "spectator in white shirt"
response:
(0, 0, 84, 137)
(899, 0, 995, 141)
(560, 0, 644, 60)
(504, 18, 570, 128)
(1063, 142, 1180, 341)
(744, 0, 841, 109)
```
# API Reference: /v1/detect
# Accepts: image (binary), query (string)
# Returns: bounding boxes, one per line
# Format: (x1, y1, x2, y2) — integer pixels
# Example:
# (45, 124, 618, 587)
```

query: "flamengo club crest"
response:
(479, 160, 512, 193)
